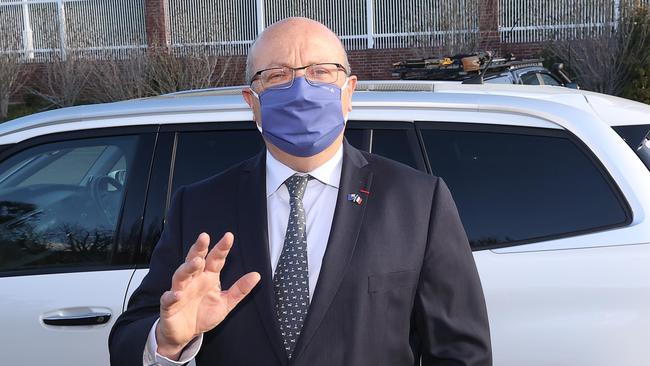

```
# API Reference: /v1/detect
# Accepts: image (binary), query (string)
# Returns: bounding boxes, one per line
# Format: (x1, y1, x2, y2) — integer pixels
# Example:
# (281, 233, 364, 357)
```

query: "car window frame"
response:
(0, 126, 157, 277)
(415, 121, 633, 251)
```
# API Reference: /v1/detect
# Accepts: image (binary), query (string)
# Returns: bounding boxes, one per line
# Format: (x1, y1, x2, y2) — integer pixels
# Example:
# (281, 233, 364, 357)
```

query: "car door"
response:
(0, 127, 155, 366)
(416, 121, 650, 366)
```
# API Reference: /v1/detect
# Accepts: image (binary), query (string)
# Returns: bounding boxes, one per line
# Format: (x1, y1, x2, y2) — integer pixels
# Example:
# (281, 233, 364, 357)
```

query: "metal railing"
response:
(3, 0, 650, 60)
(168, 0, 479, 54)
(0, 0, 147, 61)
(499, 0, 650, 43)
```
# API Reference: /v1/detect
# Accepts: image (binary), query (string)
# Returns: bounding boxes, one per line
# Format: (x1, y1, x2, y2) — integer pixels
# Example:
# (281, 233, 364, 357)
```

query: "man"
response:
(109, 17, 492, 366)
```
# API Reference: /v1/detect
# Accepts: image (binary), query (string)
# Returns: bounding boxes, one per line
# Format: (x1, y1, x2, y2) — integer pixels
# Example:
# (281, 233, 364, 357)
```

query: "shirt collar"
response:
(266, 144, 343, 197)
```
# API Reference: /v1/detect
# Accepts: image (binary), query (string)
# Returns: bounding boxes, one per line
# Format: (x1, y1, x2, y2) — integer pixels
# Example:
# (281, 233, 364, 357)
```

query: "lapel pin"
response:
(347, 193, 363, 205)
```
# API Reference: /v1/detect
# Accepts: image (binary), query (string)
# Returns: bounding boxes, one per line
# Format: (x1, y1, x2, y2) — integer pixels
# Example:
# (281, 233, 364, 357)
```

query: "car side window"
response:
(613, 124, 650, 150)
(613, 125, 650, 171)
(0, 136, 140, 274)
(344, 129, 370, 152)
(171, 129, 264, 194)
(345, 124, 426, 172)
(539, 73, 561, 86)
(485, 74, 514, 84)
(418, 124, 630, 249)
(520, 72, 541, 85)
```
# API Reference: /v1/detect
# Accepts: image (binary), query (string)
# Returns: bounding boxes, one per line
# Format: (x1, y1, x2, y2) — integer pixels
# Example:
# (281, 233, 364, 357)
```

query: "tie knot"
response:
(284, 174, 309, 201)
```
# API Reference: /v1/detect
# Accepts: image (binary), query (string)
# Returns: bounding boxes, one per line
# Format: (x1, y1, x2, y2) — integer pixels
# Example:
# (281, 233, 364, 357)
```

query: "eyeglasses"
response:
(250, 63, 348, 92)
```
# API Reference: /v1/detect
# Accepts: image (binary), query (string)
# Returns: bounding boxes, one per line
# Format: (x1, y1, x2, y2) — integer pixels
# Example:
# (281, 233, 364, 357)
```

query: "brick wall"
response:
(478, 0, 501, 53)
(145, 0, 170, 47)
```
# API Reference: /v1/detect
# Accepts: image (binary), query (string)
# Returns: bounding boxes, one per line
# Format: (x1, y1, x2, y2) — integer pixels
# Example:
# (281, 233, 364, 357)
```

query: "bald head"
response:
(245, 17, 351, 83)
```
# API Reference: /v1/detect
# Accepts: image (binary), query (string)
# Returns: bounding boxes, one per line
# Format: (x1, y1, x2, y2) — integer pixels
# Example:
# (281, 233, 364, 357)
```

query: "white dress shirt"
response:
(144, 146, 343, 366)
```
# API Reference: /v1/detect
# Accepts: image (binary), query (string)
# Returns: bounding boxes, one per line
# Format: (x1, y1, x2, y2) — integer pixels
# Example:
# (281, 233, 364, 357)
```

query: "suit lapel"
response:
(292, 141, 373, 361)
(237, 151, 288, 366)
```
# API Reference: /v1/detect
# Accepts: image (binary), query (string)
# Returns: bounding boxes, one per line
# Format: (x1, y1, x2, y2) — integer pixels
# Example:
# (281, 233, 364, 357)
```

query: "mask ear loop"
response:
(340, 77, 350, 123)
(341, 77, 349, 91)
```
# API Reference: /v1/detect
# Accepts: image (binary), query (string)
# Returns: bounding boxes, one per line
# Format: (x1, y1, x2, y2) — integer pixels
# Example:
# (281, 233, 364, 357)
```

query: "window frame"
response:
(0, 126, 157, 277)
(415, 121, 633, 250)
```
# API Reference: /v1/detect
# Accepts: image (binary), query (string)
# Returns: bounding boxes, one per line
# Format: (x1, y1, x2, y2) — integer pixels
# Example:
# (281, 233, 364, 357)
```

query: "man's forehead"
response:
(249, 18, 345, 70)
(252, 36, 344, 69)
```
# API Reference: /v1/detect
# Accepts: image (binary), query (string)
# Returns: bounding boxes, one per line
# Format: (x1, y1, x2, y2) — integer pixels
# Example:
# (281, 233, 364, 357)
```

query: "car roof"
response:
(1, 81, 649, 143)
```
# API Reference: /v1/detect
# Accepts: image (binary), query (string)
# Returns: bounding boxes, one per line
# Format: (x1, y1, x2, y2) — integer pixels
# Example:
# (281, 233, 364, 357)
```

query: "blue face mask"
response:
(253, 76, 347, 157)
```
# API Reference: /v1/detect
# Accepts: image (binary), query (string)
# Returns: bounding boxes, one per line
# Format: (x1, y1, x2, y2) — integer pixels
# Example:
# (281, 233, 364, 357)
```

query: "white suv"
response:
(0, 81, 648, 366)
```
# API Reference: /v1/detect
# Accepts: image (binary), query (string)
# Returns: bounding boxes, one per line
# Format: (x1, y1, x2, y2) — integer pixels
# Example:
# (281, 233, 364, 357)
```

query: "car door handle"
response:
(43, 311, 112, 326)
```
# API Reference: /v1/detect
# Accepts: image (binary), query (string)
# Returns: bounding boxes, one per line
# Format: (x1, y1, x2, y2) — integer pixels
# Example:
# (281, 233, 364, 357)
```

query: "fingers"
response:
(160, 289, 181, 313)
(204, 232, 235, 273)
(185, 232, 210, 262)
(171, 256, 205, 292)
(171, 232, 210, 292)
(225, 272, 261, 311)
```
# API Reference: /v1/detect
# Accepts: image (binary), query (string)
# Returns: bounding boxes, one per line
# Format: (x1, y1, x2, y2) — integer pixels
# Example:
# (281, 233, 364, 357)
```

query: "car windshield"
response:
(613, 125, 650, 171)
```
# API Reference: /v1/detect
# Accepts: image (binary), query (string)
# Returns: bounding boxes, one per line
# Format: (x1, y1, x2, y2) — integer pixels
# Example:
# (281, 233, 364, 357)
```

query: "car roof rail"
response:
(159, 86, 245, 97)
(355, 80, 435, 92)
(156, 81, 438, 98)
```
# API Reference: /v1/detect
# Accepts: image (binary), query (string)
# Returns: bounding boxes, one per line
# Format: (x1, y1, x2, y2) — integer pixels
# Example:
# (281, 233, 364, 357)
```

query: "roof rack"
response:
(392, 52, 545, 83)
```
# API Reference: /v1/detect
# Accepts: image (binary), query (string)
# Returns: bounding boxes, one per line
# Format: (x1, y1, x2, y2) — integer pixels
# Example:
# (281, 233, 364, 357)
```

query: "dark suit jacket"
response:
(109, 141, 492, 366)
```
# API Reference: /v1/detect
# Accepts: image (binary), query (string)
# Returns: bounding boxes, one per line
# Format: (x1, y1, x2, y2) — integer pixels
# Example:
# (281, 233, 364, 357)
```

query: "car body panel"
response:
(476, 244, 650, 366)
(0, 269, 134, 366)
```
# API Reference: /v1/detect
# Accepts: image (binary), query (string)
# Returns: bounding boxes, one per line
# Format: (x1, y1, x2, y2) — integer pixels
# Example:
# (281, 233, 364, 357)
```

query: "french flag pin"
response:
(347, 193, 363, 205)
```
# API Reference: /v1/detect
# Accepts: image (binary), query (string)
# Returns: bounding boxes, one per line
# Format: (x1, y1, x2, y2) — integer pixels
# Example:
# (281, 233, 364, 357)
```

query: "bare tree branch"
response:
(28, 53, 92, 108)
(0, 24, 27, 120)
(148, 49, 217, 94)
(85, 52, 151, 103)
(545, 3, 650, 96)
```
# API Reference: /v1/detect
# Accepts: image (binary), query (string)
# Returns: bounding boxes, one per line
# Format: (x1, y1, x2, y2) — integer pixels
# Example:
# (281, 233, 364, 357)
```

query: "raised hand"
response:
(155, 232, 260, 360)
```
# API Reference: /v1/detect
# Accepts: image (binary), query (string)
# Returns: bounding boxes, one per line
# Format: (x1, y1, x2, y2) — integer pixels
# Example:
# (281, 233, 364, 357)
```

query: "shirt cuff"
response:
(143, 318, 203, 366)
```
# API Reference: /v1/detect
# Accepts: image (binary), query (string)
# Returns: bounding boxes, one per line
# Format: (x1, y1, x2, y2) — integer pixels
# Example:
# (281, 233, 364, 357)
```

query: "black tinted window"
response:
(344, 129, 370, 152)
(371, 129, 424, 170)
(345, 125, 425, 171)
(613, 124, 650, 150)
(0, 136, 140, 273)
(420, 126, 629, 249)
(172, 129, 264, 192)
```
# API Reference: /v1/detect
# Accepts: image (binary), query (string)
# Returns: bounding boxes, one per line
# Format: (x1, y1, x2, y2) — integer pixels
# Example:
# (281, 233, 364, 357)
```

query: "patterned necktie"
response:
(273, 174, 311, 358)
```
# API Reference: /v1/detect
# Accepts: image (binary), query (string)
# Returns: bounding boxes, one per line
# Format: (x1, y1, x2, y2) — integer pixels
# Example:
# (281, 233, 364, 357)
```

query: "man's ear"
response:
(343, 75, 357, 114)
(242, 88, 261, 124)
(242, 88, 255, 108)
